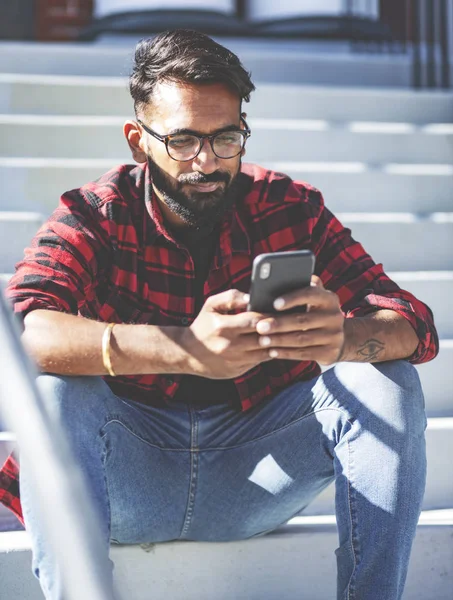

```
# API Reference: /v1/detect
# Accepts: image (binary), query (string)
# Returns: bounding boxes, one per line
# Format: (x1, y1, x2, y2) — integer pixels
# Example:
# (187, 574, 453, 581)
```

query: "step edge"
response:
(1, 73, 453, 100)
(1, 509, 452, 553)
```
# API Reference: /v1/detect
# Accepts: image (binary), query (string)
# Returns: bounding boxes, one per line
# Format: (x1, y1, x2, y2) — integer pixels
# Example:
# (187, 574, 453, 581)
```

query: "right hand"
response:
(181, 289, 273, 379)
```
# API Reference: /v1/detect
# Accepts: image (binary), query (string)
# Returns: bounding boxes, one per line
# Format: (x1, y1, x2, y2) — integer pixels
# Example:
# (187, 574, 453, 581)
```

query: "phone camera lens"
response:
(260, 263, 271, 279)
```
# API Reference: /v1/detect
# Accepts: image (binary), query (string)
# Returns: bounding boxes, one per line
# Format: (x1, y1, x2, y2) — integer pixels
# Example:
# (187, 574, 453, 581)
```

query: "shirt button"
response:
(181, 317, 190, 326)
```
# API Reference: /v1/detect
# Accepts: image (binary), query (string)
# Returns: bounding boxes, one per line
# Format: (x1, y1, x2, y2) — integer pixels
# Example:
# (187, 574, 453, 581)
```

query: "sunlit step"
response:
(304, 417, 453, 516)
(337, 214, 453, 271)
(1, 511, 452, 599)
(1, 73, 452, 123)
(268, 162, 453, 214)
(416, 340, 453, 416)
(388, 271, 453, 338)
(0, 212, 45, 273)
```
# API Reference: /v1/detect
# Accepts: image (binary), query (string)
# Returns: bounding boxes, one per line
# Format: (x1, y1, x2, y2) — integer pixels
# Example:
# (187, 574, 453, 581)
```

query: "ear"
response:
(123, 121, 148, 163)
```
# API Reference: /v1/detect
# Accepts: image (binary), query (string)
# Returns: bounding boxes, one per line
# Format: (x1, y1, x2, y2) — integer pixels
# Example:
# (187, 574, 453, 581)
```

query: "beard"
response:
(147, 156, 241, 230)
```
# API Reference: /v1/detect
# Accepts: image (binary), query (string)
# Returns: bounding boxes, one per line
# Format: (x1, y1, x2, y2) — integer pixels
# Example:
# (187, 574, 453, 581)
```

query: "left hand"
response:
(254, 276, 345, 366)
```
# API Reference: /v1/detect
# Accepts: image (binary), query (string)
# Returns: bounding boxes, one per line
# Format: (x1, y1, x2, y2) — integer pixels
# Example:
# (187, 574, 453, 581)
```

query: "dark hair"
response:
(129, 29, 255, 115)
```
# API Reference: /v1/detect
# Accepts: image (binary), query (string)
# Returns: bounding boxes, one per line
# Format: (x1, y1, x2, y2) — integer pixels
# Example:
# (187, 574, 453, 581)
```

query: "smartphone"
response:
(247, 250, 315, 313)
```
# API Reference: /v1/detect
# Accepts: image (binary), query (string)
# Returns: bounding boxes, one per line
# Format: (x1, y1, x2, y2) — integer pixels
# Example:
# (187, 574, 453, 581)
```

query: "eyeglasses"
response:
(137, 117, 251, 162)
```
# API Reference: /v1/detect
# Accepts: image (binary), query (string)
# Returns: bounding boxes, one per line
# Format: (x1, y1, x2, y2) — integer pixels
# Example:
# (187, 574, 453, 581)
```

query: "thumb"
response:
(205, 289, 250, 313)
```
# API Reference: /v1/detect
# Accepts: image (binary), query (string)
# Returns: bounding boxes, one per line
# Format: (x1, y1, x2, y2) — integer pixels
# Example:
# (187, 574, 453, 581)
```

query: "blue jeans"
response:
(20, 360, 427, 600)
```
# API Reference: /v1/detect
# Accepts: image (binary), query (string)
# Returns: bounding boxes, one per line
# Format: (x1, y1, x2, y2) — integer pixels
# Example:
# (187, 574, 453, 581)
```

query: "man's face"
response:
(137, 81, 245, 229)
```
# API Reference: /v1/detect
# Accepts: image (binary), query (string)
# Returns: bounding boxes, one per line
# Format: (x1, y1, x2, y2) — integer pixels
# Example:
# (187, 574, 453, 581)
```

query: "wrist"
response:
(172, 325, 199, 376)
(338, 318, 362, 362)
(338, 315, 392, 363)
(118, 324, 197, 375)
(336, 326, 348, 362)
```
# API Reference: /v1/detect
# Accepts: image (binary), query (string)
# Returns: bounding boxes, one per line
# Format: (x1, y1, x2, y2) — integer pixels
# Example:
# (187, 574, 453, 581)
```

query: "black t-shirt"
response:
(173, 225, 239, 407)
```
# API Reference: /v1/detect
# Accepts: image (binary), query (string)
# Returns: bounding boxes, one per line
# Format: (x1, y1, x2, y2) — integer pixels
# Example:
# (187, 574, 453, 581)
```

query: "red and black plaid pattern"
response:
(0, 453, 23, 524)
(0, 162, 438, 521)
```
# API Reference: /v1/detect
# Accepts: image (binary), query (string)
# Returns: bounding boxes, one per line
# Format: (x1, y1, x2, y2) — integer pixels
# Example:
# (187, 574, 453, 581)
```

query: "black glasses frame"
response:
(137, 117, 251, 161)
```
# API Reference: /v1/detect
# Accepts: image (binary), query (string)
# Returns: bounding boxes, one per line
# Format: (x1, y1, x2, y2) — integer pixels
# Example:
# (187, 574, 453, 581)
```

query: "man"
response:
(0, 29, 438, 600)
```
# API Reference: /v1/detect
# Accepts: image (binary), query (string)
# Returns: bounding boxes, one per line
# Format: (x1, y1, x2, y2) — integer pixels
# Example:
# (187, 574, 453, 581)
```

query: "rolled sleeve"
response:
(309, 191, 439, 365)
(5, 190, 110, 320)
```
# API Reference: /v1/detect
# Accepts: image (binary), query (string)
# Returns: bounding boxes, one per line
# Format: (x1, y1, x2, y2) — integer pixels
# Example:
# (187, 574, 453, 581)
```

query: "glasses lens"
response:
(167, 135, 201, 160)
(213, 131, 244, 158)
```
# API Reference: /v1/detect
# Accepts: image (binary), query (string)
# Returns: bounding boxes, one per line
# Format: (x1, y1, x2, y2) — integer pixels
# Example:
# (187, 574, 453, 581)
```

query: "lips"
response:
(189, 182, 222, 193)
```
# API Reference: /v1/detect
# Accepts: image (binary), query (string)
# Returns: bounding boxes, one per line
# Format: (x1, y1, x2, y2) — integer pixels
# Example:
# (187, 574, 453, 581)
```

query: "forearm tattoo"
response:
(356, 338, 385, 362)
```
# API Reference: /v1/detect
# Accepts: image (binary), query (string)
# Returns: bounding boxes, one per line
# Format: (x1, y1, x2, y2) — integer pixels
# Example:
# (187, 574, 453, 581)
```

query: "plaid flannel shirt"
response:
(0, 162, 438, 524)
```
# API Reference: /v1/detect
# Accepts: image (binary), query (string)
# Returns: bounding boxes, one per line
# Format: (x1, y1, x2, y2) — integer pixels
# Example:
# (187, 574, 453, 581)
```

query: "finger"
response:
(247, 348, 278, 363)
(205, 289, 250, 313)
(265, 345, 341, 365)
(228, 331, 278, 352)
(257, 329, 344, 350)
(311, 274, 324, 289)
(274, 286, 340, 313)
(215, 310, 270, 334)
(255, 310, 342, 335)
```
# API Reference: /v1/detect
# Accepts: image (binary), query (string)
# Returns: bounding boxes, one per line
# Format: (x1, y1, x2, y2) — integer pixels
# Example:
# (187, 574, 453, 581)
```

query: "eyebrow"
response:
(166, 124, 241, 137)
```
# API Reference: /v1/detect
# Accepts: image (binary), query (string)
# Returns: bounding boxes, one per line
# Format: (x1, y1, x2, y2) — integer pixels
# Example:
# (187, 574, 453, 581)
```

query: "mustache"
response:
(178, 171, 230, 185)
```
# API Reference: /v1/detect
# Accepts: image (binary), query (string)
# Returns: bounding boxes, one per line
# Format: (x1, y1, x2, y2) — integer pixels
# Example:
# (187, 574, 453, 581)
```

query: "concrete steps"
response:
(1, 115, 452, 165)
(1, 511, 452, 599)
(0, 45, 451, 597)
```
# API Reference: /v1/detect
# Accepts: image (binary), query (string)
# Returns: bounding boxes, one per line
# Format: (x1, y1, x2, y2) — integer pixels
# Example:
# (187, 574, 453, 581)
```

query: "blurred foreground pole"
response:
(0, 291, 116, 600)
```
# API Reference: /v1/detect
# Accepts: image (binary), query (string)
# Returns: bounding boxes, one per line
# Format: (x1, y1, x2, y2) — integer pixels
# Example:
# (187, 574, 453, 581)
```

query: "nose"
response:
(192, 138, 218, 174)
